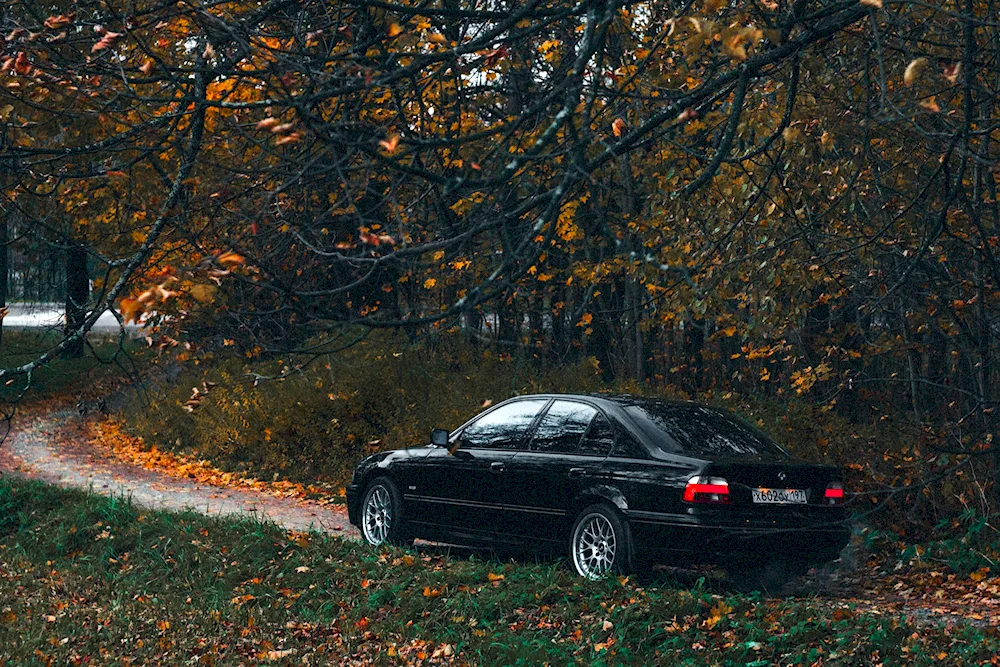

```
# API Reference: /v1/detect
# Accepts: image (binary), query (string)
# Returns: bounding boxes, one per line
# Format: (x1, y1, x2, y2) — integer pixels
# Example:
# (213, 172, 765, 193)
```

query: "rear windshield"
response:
(623, 403, 789, 459)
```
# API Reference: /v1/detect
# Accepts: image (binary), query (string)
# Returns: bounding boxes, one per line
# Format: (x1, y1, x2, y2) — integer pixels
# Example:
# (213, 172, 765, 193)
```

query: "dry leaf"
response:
(388, 23, 404, 38)
(859, 0, 882, 7)
(379, 132, 401, 153)
(612, 117, 626, 137)
(904, 58, 927, 86)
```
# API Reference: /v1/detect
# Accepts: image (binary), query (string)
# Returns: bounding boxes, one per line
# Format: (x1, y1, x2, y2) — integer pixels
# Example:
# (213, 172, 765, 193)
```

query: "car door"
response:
(407, 399, 548, 537)
(502, 400, 613, 542)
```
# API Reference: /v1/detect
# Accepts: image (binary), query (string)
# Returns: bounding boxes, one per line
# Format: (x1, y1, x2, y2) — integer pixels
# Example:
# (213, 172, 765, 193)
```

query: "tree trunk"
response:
(63, 241, 89, 359)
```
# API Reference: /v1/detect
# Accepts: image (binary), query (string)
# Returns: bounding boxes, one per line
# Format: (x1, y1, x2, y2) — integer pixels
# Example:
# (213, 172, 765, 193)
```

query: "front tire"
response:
(360, 477, 409, 547)
(569, 504, 631, 579)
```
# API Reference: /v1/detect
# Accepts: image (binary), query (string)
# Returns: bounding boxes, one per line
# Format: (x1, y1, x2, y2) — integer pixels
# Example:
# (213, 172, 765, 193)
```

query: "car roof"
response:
(505, 393, 699, 411)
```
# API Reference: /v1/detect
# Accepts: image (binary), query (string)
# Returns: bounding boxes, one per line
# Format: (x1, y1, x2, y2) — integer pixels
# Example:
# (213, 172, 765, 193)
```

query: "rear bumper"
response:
(628, 511, 852, 564)
(346, 484, 362, 527)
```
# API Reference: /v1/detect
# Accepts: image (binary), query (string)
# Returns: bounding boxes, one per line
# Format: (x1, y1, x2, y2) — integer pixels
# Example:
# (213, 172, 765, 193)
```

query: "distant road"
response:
(3, 302, 140, 333)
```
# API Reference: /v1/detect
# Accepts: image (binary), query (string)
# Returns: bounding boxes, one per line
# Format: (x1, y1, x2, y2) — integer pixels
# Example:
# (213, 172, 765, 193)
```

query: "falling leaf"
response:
(943, 63, 961, 84)
(139, 59, 155, 75)
(275, 132, 302, 146)
(676, 107, 698, 123)
(919, 96, 941, 113)
(859, 0, 882, 7)
(270, 122, 295, 134)
(217, 251, 246, 267)
(43, 15, 73, 30)
(91, 31, 123, 53)
(379, 133, 401, 153)
(612, 117, 627, 137)
(904, 58, 927, 86)
(255, 117, 280, 131)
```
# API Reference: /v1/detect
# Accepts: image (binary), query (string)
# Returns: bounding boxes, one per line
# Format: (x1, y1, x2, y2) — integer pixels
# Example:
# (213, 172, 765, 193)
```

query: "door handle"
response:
(490, 461, 506, 473)
(568, 468, 587, 478)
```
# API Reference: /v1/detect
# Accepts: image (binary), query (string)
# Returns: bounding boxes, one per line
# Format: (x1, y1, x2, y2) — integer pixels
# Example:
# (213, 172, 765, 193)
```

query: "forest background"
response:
(2, 0, 1000, 550)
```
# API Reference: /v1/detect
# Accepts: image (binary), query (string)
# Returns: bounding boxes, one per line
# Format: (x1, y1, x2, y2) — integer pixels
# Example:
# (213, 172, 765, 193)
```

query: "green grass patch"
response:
(0, 478, 997, 665)
(0, 329, 143, 401)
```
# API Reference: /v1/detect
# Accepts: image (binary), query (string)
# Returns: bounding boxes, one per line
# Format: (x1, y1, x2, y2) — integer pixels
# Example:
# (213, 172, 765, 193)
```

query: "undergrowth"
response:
(1, 478, 998, 666)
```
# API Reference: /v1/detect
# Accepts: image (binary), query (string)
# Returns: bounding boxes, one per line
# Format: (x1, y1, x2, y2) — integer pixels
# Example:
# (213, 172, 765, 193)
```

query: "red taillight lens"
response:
(683, 476, 731, 504)
(824, 481, 845, 505)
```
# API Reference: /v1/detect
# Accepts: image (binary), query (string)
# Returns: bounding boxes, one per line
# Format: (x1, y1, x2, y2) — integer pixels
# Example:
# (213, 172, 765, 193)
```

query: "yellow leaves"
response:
(119, 298, 141, 323)
(577, 313, 593, 327)
(422, 586, 443, 597)
(759, 368, 771, 382)
(704, 600, 733, 629)
(190, 283, 217, 304)
(782, 126, 801, 143)
(423, 278, 437, 289)
(487, 572, 504, 582)
(612, 117, 627, 137)
(903, 58, 927, 87)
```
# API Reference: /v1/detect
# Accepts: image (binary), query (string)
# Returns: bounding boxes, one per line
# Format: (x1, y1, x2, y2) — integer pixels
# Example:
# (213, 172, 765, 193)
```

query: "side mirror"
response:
(431, 428, 449, 447)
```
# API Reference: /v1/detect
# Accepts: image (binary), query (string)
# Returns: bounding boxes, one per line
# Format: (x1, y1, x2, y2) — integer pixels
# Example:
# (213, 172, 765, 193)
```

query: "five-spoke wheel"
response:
(570, 504, 630, 579)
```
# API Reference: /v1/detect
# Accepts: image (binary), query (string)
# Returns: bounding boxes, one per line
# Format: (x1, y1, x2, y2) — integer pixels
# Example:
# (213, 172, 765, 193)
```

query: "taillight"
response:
(824, 481, 845, 505)
(683, 476, 731, 504)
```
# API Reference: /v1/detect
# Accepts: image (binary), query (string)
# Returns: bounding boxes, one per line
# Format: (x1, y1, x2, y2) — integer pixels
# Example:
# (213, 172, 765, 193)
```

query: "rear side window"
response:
(461, 400, 547, 450)
(529, 401, 597, 454)
(623, 403, 788, 458)
(579, 412, 615, 457)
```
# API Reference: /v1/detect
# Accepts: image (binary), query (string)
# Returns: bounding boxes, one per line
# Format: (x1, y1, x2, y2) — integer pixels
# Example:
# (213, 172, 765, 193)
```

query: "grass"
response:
(1, 479, 998, 666)
(0, 329, 143, 402)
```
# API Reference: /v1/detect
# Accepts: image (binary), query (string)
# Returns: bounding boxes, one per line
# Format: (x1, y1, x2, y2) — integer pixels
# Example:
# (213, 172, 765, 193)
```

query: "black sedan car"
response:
(346, 394, 850, 583)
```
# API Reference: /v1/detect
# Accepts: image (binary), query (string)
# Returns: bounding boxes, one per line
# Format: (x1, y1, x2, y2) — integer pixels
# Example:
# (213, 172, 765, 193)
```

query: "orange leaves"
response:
(676, 107, 698, 124)
(217, 251, 246, 267)
(611, 118, 627, 137)
(255, 117, 281, 131)
(91, 31, 123, 54)
(256, 118, 302, 146)
(359, 230, 395, 246)
(43, 15, 74, 30)
(118, 298, 142, 323)
(139, 59, 155, 76)
(943, 63, 961, 84)
(859, 0, 883, 7)
(379, 132, 401, 153)
(387, 23, 404, 38)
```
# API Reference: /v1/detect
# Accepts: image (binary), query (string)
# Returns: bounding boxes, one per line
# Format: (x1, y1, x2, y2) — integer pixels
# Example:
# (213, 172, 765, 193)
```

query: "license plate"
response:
(752, 488, 807, 504)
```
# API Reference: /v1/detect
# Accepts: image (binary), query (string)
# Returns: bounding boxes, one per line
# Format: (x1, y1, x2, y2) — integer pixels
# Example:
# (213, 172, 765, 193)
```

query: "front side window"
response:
(460, 399, 547, 450)
(529, 401, 597, 454)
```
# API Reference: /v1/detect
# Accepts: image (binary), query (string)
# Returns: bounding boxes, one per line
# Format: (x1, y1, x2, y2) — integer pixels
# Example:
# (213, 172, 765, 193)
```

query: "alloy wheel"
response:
(572, 512, 617, 579)
(362, 485, 392, 545)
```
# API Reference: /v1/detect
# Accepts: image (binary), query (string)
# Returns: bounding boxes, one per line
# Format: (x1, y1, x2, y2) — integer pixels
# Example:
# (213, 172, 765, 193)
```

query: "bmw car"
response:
(346, 394, 851, 583)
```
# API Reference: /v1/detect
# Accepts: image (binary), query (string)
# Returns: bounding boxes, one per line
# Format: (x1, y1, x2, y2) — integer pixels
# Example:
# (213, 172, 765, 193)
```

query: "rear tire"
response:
(360, 477, 411, 547)
(569, 504, 631, 580)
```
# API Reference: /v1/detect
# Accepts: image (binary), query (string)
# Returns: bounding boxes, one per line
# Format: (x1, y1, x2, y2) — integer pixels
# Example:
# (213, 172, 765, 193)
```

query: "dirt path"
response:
(0, 409, 358, 538)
